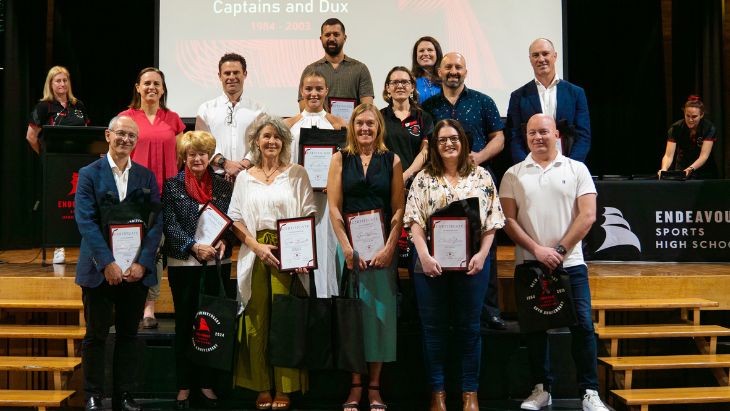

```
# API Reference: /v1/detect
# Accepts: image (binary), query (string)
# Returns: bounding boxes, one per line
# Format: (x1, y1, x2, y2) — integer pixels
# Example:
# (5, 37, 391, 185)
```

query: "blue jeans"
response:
(412, 249, 491, 392)
(525, 264, 598, 392)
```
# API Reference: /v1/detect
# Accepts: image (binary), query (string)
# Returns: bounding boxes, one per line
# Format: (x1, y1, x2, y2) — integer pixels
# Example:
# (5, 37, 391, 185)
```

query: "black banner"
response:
(584, 180, 730, 262)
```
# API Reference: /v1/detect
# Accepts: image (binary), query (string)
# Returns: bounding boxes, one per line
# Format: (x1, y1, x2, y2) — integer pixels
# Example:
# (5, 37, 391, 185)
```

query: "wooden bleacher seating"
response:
(0, 390, 75, 411)
(593, 297, 730, 410)
(0, 299, 85, 326)
(591, 297, 719, 327)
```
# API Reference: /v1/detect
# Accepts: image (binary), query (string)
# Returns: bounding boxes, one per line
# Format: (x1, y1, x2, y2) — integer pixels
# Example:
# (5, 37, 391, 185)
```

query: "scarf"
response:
(184, 166, 213, 204)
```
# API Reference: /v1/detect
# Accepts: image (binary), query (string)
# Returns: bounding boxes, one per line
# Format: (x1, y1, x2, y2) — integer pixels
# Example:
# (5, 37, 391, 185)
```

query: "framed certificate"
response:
(300, 145, 336, 190)
(329, 97, 357, 121)
(193, 202, 233, 262)
(345, 209, 386, 263)
(430, 216, 470, 271)
(277, 216, 317, 272)
(109, 223, 143, 274)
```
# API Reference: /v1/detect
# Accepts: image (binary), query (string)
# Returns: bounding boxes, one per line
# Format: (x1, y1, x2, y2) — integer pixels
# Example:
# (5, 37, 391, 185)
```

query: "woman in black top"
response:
(380, 66, 434, 185)
(26, 65, 90, 154)
(659, 95, 717, 179)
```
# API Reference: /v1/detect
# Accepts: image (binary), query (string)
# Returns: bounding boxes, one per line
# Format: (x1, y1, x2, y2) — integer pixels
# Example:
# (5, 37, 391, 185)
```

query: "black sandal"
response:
(342, 383, 362, 411)
(368, 385, 387, 410)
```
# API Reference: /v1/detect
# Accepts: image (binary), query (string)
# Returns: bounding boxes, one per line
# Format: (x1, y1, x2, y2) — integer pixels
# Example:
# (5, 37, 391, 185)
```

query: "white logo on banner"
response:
(596, 207, 642, 253)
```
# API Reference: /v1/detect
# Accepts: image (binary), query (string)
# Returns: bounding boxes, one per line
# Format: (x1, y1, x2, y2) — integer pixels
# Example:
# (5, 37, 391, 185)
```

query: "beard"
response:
(324, 41, 343, 57)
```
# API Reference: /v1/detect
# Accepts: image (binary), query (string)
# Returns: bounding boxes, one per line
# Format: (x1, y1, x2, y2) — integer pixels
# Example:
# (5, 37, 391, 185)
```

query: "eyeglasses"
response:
(388, 79, 412, 87)
(437, 135, 460, 145)
(110, 129, 138, 140)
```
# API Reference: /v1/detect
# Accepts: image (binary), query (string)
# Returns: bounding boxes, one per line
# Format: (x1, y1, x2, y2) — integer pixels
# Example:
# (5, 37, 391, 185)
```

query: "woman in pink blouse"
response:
(119, 67, 185, 328)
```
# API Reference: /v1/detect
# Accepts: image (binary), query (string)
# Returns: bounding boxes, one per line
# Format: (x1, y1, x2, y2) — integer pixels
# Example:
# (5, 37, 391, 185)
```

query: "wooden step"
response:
(0, 356, 82, 372)
(595, 324, 730, 357)
(0, 298, 85, 325)
(0, 389, 75, 410)
(612, 386, 730, 410)
(0, 356, 82, 390)
(599, 354, 730, 388)
(592, 298, 719, 326)
(0, 325, 86, 357)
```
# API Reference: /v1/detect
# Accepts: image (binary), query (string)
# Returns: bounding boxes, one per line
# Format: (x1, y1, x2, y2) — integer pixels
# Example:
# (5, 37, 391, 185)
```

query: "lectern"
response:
(41, 125, 107, 263)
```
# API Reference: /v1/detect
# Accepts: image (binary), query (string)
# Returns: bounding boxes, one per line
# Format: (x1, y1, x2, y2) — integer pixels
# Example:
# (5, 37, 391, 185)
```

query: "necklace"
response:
(360, 153, 373, 168)
(261, 164, 280, 182)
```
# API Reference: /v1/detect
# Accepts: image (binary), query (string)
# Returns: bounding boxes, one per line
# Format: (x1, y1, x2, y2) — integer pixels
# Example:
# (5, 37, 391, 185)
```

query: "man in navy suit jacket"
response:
(507, 38, 591, 164)
(74, 115, 162, 411)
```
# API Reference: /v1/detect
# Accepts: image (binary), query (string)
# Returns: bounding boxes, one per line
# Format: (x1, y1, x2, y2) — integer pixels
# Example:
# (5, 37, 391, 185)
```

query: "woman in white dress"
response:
(228, 113, 316, 410)
(284, 69, 346, 297)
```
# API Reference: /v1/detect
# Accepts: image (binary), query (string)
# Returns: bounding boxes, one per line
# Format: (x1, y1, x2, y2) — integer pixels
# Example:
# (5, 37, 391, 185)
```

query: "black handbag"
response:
(269, 273, 334, 370)
(190, 258, 242, 371)
(332, 255, 367, 374)
(514, 261, 577, 333)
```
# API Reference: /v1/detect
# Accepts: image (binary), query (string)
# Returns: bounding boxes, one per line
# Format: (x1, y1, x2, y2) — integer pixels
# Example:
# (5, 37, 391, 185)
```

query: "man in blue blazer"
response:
(74, 115, 162, 411)
(508, 38, 591, 164)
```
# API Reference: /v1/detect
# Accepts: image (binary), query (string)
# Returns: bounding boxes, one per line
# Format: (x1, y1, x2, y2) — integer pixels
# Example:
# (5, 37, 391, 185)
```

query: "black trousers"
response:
(168, 263, 234, 390)
(81, 280, 148, 397)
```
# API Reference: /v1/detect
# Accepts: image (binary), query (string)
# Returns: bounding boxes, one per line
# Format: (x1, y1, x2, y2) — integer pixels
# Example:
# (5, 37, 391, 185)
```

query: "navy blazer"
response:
(162, 169, 234, 261)
(74, 157, 163, 288)
(507, 79, 591, 163)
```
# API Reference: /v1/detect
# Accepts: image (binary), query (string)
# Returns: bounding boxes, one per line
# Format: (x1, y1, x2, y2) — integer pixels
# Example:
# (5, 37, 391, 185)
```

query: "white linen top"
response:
(227, 164, 316, 307)
(196, 94, 266, 163)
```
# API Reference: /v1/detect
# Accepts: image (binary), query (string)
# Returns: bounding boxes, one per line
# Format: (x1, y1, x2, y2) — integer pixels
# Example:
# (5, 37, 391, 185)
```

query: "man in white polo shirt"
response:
(499, 114, 607, 411)
(196, 52, 266, 180)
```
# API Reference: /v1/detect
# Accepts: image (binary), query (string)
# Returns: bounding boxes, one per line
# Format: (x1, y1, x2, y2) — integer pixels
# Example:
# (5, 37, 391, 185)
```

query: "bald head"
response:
(525, 114, 559, 158)
(438, 52, 468, 91)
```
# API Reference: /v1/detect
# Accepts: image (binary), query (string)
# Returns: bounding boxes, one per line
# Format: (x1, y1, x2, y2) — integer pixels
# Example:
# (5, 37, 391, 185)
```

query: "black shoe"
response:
(196, 389, 219, 408)
(486, 315, 507, 330)
(86, 396, 103, 411)
(175, 398, 190, 410)
(113, 392, 143, 411)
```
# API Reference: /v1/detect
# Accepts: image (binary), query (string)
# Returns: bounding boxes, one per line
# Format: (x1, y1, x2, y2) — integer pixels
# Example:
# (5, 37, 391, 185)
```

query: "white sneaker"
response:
(521, 383, 552, 410)
(582, 389, 609, 411)
(53, 247, 65, 264)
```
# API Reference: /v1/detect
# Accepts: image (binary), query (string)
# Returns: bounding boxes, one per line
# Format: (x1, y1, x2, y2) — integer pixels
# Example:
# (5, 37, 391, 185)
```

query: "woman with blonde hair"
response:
(163, 130, 234, 408)
(27, 65, 91, 264)
(327, 103, 404, 410)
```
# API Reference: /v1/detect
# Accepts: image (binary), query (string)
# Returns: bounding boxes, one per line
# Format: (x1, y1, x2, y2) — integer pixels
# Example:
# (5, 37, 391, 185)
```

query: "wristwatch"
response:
(555, 244, 567, 256)
(216, 156, 226, 167)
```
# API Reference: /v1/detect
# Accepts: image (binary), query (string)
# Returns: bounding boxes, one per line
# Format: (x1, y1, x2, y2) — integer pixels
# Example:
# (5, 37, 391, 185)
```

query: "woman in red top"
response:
(119, 67, 185, 327)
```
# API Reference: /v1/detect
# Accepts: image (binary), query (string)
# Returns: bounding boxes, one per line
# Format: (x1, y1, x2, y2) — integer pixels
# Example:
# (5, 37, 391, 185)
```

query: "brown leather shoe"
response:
(430, 391, 446, 411)
(462, 392, 478, 411)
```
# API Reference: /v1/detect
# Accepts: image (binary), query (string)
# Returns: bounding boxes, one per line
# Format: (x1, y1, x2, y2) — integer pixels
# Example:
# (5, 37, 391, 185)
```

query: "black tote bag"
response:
(332, 252, 367, 374)
(190, 258, 242, 371)
(269, 273, 334, 369)
(514, 261, 577, 333)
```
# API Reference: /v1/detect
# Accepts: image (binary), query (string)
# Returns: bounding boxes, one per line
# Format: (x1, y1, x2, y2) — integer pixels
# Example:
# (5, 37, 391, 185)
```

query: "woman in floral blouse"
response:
(403, 119, 504, 411)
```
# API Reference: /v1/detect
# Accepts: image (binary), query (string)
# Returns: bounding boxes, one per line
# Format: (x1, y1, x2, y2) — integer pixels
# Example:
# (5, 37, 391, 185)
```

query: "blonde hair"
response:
(41, 66, 77, 104)
(177, 131, 217, 164)
(342, 103, 388, 155)
(246, 113, 292, 166)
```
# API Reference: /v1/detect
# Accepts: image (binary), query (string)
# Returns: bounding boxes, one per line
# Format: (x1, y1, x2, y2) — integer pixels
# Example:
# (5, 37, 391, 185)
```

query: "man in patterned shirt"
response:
(422, 51, 506, 330)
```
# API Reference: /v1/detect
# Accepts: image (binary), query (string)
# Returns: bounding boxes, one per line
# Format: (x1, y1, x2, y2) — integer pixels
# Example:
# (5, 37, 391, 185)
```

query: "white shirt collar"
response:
(106, 152, 132, 172)
(534, 75, 560, 89)
(526, 152, 565, 169)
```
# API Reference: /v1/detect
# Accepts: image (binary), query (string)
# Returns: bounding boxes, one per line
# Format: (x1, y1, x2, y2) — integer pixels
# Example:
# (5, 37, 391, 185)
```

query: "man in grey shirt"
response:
(298, 18, 374, 118)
